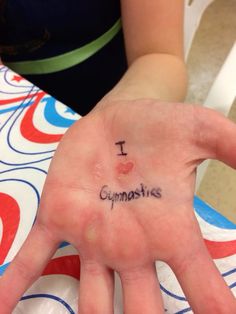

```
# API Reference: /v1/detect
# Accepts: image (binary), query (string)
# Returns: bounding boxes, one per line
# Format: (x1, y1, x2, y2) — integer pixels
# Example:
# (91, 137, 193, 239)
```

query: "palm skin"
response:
(0, 99, 236, 313)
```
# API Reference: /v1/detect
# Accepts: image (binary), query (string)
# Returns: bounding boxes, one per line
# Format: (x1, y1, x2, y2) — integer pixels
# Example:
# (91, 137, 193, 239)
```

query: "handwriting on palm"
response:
(1, 99, 236, 314)
(43, 100, 202, 259)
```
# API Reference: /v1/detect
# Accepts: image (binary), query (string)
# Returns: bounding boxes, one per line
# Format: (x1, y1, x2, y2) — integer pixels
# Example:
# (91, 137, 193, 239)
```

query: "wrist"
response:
(91, 53, 187, 113)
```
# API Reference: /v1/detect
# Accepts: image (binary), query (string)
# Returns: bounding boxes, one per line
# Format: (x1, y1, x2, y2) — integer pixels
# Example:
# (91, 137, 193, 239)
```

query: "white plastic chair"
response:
(184, 0, 215, 59)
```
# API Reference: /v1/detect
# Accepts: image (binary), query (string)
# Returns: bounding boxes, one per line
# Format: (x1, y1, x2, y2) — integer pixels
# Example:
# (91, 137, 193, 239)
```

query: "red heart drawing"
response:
(116, 161, 134, 175)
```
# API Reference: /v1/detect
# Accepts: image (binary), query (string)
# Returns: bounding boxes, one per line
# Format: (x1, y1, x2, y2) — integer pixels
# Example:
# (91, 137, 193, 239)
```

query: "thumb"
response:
(196, 106, 236, 168)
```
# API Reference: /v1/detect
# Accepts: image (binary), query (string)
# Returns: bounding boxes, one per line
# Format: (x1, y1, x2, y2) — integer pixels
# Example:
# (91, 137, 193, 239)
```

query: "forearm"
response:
(103, 53, 188, 103)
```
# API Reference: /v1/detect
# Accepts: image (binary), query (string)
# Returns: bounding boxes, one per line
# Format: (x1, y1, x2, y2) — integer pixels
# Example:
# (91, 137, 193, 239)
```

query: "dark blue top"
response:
(0, 0, 127, 115)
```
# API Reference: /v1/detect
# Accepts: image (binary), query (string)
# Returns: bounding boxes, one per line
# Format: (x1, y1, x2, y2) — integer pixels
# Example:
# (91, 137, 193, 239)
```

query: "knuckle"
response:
(14, 256, 38, 282)
(82, 260, 104, 276)
(119, 266, 149, 284)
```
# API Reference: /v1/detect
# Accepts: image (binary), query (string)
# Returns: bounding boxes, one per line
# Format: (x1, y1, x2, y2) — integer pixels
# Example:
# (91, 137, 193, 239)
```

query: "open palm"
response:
(0, 99, 236, 313)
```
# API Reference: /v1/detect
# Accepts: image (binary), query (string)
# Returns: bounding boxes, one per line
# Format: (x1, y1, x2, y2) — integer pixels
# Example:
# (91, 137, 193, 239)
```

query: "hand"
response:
(0, 99, 236, 313)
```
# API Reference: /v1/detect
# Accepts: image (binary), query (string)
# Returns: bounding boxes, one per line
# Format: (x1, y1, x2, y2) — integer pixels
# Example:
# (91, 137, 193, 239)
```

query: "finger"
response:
(119, 263, 164, 314)
(0, 223, 59, 313)
(196, 106, 236, 167)
(79, 260, 114, 314)
(171, 237, 236, 313)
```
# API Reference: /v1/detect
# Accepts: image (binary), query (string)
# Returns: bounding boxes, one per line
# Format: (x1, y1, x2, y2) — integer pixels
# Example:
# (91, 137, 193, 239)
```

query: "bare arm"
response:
(104, 0, 187, 102)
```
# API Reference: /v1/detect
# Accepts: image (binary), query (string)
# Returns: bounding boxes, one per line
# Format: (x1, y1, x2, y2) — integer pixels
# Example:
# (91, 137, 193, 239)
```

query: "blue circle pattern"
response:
(21, 294, 75, 313)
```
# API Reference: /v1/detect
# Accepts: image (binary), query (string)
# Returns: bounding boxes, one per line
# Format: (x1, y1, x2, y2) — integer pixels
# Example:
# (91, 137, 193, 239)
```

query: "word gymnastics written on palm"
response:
(99, 183, 162, 209)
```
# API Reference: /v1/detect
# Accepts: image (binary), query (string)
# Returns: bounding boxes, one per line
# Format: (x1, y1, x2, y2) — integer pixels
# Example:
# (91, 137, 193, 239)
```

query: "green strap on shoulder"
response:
(4, 19, 121, 75)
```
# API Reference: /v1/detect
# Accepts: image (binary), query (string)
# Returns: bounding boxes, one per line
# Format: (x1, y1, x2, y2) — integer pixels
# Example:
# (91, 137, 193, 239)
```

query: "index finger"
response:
(0, 222, 59, 313)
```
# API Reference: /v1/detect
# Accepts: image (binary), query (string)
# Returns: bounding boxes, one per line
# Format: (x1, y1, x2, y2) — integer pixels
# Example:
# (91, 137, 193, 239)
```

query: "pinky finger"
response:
(171, 240, 236, 313)
(0, 223, 59, 313)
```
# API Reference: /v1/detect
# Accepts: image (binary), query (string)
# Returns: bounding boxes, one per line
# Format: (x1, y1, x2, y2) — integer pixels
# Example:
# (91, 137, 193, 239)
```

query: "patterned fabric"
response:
(0, 66, 235, 313)
(0, 0, 127, 115)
